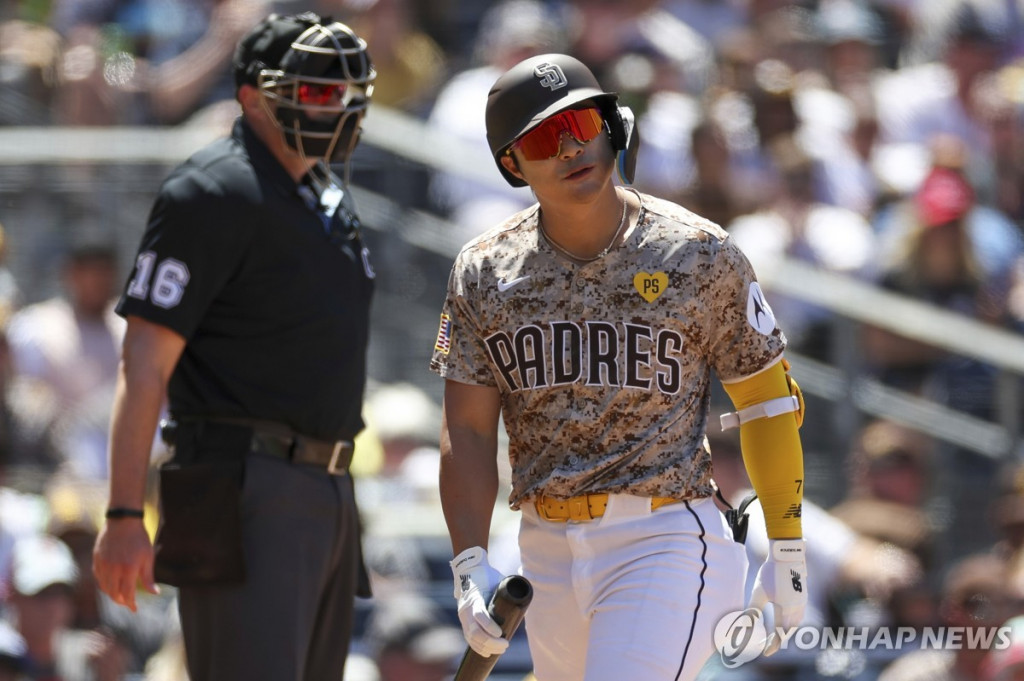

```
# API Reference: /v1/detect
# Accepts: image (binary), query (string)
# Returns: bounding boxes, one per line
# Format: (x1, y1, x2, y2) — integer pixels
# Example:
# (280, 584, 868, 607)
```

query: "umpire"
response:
(93, 12, 377, 680)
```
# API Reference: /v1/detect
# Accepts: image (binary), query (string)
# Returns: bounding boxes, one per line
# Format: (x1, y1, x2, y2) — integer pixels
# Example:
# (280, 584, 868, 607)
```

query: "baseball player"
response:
(430, 54, 808, 681)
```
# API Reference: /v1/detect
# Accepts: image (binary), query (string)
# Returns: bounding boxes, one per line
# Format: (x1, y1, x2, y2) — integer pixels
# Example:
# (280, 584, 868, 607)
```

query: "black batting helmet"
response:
(485, 53, 638, 187)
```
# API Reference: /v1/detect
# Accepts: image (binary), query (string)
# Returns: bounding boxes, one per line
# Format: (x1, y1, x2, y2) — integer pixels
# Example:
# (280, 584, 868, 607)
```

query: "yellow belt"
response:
(534, 492, 682, 522)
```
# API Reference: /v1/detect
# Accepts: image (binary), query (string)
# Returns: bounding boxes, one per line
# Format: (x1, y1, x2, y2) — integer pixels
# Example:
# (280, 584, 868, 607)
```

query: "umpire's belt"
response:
(251, 430, 353, 476)
(534, 493, 681, 522)
(162, 417, 353, 476)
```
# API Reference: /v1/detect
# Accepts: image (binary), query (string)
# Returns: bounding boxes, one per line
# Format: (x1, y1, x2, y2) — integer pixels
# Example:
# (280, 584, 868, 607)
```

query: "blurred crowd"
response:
(0, 0, 1023, 679)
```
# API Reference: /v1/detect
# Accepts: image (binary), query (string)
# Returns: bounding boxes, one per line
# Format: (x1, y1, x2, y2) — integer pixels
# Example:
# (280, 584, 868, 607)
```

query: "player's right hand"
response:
(748, 538, 807, 655)
(450, 546, 509, 657)
(93, 519, 159, 613)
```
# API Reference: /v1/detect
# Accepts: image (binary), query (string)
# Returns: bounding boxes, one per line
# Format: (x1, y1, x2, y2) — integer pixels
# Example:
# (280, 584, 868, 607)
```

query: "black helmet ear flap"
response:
(597, 100, 639, 184)
(601, 101, 627, 151)
(614, 106, 640, 185)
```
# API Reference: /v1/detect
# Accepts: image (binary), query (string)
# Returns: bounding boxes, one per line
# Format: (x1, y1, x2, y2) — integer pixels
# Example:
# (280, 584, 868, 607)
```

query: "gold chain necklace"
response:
(538, 192, 629, 263)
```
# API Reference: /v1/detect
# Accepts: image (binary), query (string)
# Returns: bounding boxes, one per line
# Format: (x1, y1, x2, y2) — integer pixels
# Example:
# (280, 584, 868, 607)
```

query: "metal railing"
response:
(757, 260, 1023, 460)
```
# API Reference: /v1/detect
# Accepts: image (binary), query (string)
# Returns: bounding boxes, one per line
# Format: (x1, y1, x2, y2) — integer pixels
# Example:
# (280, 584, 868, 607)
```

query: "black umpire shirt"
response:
(117, 118, 375, 442)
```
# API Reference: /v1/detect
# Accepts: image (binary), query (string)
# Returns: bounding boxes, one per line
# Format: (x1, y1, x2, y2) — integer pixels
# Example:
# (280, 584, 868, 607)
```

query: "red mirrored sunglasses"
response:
(297, 83, 349, 107)
(510, 107, 605, 161)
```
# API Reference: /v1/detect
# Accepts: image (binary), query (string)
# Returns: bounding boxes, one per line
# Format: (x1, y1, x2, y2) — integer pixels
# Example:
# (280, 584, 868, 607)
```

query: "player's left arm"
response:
(721, 356, 807, 642)
(720, 356, 804, 540)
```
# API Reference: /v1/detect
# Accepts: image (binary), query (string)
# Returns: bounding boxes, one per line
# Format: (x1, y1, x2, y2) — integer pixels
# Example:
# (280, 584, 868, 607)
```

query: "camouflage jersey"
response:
(430, 191, 786, 508)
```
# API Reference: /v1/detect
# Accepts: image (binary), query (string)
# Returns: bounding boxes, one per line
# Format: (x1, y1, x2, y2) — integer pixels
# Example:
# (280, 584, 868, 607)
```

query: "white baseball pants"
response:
(519, 495, 747, 681)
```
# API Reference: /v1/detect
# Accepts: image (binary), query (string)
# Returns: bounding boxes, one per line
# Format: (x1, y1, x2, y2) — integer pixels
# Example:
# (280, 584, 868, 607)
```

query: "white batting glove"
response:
(748, 538, 807, 656)
(450, 546, 508, 657)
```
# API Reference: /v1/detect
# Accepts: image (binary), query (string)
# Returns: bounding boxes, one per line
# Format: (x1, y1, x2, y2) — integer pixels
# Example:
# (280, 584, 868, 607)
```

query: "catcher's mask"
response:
(238, 13, 375, 164)
(485, 53, 639, 188)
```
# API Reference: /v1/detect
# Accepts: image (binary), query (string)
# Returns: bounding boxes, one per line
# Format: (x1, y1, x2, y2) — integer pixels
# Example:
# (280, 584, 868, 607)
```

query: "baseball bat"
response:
(453, 574, 534, 681)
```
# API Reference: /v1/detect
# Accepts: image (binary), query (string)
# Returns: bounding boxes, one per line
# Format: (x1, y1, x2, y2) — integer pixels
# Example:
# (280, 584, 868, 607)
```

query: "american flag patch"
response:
(434, 313, 452, 355)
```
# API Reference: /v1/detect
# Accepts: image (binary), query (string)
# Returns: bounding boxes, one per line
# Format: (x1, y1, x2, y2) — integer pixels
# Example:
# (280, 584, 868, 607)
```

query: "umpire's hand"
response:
(93, 519, 160, 612)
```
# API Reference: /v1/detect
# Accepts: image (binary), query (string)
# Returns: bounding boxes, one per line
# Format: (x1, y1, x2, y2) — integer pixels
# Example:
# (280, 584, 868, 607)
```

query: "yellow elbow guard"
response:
(721, 358, 805, 539)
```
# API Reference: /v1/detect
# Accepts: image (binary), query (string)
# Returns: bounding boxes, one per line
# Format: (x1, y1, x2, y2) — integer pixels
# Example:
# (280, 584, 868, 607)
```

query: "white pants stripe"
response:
(518, 495, 747, 681)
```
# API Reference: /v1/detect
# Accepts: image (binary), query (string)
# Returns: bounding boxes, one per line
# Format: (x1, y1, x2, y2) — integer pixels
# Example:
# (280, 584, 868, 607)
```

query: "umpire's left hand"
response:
(93, 520, 160, 612)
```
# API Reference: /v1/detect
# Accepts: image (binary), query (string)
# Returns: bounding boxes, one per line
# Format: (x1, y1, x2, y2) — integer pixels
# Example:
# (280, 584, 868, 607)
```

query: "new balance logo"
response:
(535, 63, 567, 90)
(497, 276, 531, 292)
(790, 569, 803, 593)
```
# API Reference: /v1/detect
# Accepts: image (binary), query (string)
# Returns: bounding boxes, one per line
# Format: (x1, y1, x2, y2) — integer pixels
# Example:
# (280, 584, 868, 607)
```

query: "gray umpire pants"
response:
(177, 453, 362, 681)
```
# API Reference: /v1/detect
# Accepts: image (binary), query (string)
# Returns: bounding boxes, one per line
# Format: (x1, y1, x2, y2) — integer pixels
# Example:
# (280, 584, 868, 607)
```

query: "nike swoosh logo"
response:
(497, 275, 531, 292)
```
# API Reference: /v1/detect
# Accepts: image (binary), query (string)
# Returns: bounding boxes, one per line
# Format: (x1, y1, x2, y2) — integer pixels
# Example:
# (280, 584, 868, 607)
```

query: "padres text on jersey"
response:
(431, 193, 786, 505)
